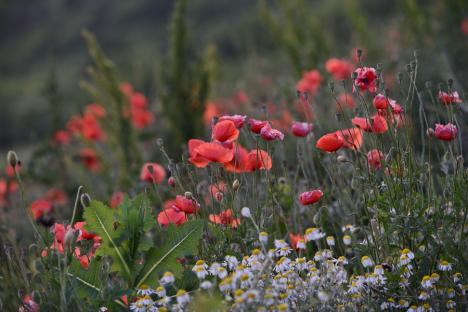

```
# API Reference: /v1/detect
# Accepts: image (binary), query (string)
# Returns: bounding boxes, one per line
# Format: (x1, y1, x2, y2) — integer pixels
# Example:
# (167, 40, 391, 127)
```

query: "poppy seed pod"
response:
(80, 193, 91, 208)
(7, 150, 18, 168)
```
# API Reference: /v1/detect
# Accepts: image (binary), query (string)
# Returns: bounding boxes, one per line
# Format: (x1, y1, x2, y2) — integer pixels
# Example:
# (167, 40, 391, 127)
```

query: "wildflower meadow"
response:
(1, 1, 467, 311)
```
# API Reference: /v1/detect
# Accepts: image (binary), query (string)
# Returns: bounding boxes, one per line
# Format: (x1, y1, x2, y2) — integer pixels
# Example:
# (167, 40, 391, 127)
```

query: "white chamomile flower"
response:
(200, 280, 213, 290)
(326, 236, 335, 246)
(259, 232, 269, 244)
(438, 260, 452, 271)
(361, 256, 373, 268)
(175, 289, 190, 306)
(159, 271, 175, 285)
(343, 235, 352, 245)
(304, 228, 325, 241)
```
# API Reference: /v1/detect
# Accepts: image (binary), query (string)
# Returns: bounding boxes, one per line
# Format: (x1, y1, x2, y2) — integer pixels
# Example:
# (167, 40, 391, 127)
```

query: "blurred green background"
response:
(1, 0, 466, 153)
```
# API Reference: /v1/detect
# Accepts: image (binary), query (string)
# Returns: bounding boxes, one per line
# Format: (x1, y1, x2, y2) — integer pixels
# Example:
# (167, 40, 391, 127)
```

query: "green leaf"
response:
(135, 220, 203, 288)
(84, 200, 131, 277)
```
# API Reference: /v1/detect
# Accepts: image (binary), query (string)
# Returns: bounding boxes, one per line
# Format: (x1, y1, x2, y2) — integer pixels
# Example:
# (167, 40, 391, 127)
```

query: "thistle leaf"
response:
(83, 200, 131, 277)
(136, 220, 203, 288)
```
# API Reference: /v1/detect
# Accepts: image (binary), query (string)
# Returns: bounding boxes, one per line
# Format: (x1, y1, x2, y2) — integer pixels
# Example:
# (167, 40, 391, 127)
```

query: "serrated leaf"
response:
(135, 220, 203, 288)
(67, 258, 103, 298)
(84, 200, 131, 277)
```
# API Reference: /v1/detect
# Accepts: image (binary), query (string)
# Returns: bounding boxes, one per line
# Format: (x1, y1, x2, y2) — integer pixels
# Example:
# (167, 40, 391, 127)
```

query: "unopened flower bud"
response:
(80, 193, 91, 208)
(64, 228, 76, 247)
(241, 207, 251, 218)
(168, 176, 176, 187)
(232, 179, 240, 191)
(184, 191, 193, 199)
(215, 192, 223, 202)
(356, 48, 362, 58)
(7, 150, 18, 168)
(397, 72, 404, 84)
(156, 138, 164, 147)
(425, 81, 432, 89)
(337, 155, 348, 163)
(426, 128, 434, 137)
(447, 78, 453, 88)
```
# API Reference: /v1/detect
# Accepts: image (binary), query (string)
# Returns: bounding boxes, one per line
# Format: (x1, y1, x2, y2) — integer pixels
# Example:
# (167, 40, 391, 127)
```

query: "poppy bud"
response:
(376, 63, 383, 71)
(184, 191, 193, 199)
(313, 212, 320, 224)
(426, 128, 434, 137)
(397, 72, 404, 84)
(232, 179, 240, 191)
(168, 176, 176, 187)
(215, 192, 223, 202)
(405, 64, 411, 73)
(457, 155, 464, 167)
(447, 78, 453, 88)
(356, 48, 362, 59)
(80, 193, 91, 208)
(337, 155, 348, 163)
(156, 138, 164, 147)
(7, 150, 18, 168)
(425, 81, 432, 89)
(64, 228, 76, 247)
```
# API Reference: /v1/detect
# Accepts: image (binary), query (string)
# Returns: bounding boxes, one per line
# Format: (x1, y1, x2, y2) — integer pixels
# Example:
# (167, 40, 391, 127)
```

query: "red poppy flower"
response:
(352, 115, 388, 134)
(462, 18, 468, 35)
(81, 113, 105, 141)
(316, 133, 344, 152)
(80, 148, 100, 172)
(260, 124, 285, 141)
(224, 144, 251, 173)
(140, 162, 166, 184)
(438, 91, 462, 105)
(434, 123, 458, 141)
(367, 149, 384, 169)
(188, 139, 211, 168)
(233, 90, 250, 105)
(291, 121, 313, 137)
(296, 69, 322, 96)
(53, 130, 71, 145)
(203, 101, 222, 126)
(210, 182, 228, 196)
(20, 295, 39, 312)
(218, 115, 247, 128)
(212, 120, 239, 143)
(85, 103, 106, 119)
(120, 82, 134, 97)
(353, 67, 377, 93)
(173, 195, 200, 214)
(110, 192, 125, 208)
(30, 199, 53, 220)
(325, 58, 353, 80)
(130, 92, 148, 109)
(247, 149, 273, 171)
(157, 208, 186, 226)
(289, 233, 305, 250)
(373, 94, 390, 110)
(209, 209, 240, 228)
(131, 108, 154, 129)
(335, 127, 363, 150)
(299, 190, 323, 205)
(336, 93, 355, 109)
(45, 188, 68, 206)
(74, 221, 98, 241)
(194, 142, 234, 164)
(248, 118, 268, 134)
